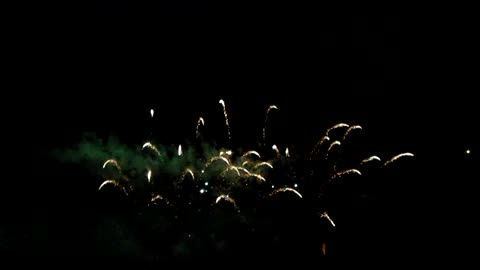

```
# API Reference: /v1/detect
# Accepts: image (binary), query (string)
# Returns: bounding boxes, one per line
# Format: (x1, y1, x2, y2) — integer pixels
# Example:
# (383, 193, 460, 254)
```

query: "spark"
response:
(181, 169, 195, 182)
(204, 182, 208, 186)
(320, 211, 336, 227)
(241, 161, 251, 167)
(150, 109, 154, 118)
(253, 162, 273, 170)
(200, 189, 206, 194)
(342, 125, 362, 141)
(360, 155, 381, 165)
(147, 169, 152, 183)
(142, 142, 161, 156)
(237, 167, 251, 175)
(215, 194, 237, 207)
(98, 180, 118, 191)
(294, 183, 298, 188)
(384, 152, 414, 167)
(248, 173, 266, 182)
(221, 165, 241, 177)
(150, 194, 170, 206)
(326, 123, 349, 137)
(242, 150, 261, 159)
(196, 117, 205, 138)
(203, 156, 230, 172)
(102, 159, 121, 171)
(263, 105, 278, 145)
(178, 144, 182, 156)
(310, 136, 330, 158)
(466, 149, 470, 155)
(269, 187, 303, 199)
(330, 169, 362, 180)
(219, 99, 231, 141)
(326, 140, 341, 158)
(272, 144, 280, 156)
(285, 147, 290, 157)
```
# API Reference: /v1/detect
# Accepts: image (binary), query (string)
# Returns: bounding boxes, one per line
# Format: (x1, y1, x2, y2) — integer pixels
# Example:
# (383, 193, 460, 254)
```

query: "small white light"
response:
(294, 183, 298, 188)
(205, 182, 209, 186)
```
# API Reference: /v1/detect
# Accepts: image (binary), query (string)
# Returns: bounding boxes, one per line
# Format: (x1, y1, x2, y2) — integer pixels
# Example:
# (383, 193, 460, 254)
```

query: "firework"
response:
(242, 150, 261, 159)
(270, 187, 303, 199)
(221, 165, 241, 177)
(320, 211, 336, 227)
(142, 142, 161, 157)
(196, 117, 204, 138)
(102, 159, 122, 171)
(203, 156, 231, 173)
(219, 99, 231, 141)
(263, 105, 278, 145)
(181, 168, 195, 182)
(272, 144, 280, 157)
(178, 144, 182, 156)
(285, 147, 290, 157)
(252, 161, 273, 171)
(98, 179, 118, 191)
(330, 169, 362, 180)
(342, 125, 362, 141)
(383, 152, 414, 167)
(326, 140, 341, 159)
(360, 155, 381, 165)
(310, 135, 330, 158)
(326, 123, 349, 137)
(215, 194, 237, 208)
(147, 169, 152, 183)
(150, 109, 154, 118)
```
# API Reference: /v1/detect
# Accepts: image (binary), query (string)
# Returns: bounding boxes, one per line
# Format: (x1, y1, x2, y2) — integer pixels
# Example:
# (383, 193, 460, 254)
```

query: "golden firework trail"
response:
(248, 173, 266, 182)
(285, 147, 290, 157)
(360, 155, 381, 165)
(142, 142, 161, 157)
(178, 144, 183, 156)
(215, 194, 238, 208)
(150, 194, 171, 206)
(326, 123, 349, 137)
(242, 150, 261, 159)
(269, 187, 303, 199)
(253, 161, 273, 171)
(150, 109, 154, 118)
(320, 211, 336, 227)
(102, 159, 122, 171)
(237, 167, 251, 176)
(181, 168, 195, 182)
(98, 179, 118, 191)
(220, 150, 233, 157)
(219, 99, 231, 141)
(383, 152, 414, 167)
(272, 144, 280, 157)
(326, 140, 341, 158)
(263, 105, 278, 145)
(221, 165, 241, 177)
(330, 169, 362, 180)
(196, 117, 204, 138)
(342, 125, 362, 141)
(203, 156, 231, 172)
(310, 135, 330, 158)
(147, 169, 152, 183)
(241, 161, 251, 167)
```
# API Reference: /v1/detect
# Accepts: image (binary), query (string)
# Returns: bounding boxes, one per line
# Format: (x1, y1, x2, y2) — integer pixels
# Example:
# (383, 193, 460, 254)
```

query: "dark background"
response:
(2, 3, 478, 266)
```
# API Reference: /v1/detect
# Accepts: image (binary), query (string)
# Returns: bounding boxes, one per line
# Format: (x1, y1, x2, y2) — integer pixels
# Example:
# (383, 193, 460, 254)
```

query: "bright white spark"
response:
(178, 144, 182, 156)
(150, 109, 154, 118)
(320, 211, 336, 227)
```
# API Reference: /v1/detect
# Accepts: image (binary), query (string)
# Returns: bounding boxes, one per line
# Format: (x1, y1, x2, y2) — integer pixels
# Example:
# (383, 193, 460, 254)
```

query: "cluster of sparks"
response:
(97, 99, 414, 256)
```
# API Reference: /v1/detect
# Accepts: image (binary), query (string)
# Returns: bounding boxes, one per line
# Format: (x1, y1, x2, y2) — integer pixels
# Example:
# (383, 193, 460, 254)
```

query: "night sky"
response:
(2, 4, 478, 266)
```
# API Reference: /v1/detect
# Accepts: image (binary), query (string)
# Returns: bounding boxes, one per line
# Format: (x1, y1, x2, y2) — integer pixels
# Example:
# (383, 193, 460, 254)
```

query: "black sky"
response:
(2, 4, 478, 265)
